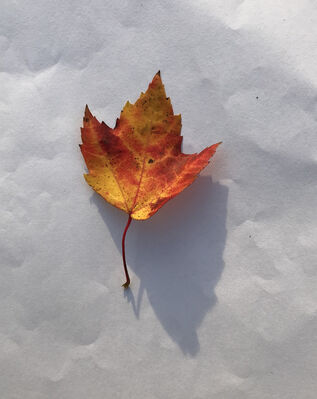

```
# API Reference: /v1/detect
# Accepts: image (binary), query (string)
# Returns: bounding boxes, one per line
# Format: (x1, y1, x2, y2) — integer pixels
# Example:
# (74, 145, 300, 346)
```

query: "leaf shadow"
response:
(91, 176, 228, 356)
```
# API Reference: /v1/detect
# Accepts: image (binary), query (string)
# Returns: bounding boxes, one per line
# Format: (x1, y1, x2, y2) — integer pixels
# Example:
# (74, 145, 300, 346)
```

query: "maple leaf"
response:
(80, 72, 221, 288)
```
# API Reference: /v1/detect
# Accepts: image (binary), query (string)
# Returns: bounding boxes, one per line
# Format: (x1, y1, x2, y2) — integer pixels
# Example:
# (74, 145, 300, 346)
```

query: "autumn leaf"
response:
(80, 71, 221, 288)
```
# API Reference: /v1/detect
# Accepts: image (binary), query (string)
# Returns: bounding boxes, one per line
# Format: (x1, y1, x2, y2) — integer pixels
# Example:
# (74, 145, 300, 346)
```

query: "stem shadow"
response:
(91, 176, 228, 356)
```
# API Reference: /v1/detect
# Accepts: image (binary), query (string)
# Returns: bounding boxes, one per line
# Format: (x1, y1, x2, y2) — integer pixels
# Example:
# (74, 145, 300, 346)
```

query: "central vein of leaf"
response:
(131, 153, 146, 212)
(130, 133, 151, 214)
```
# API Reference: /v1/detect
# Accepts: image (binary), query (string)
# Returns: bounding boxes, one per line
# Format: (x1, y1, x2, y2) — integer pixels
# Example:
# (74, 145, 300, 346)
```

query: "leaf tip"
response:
(84, 104, 93, 119)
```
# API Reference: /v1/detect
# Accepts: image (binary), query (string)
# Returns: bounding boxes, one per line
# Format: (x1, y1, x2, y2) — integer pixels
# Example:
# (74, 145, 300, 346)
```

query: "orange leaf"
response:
(80, 72, 221, 287)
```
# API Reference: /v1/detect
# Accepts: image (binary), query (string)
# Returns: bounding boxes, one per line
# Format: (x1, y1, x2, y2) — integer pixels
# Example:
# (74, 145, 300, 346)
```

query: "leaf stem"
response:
(121, 214, 132, 288)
